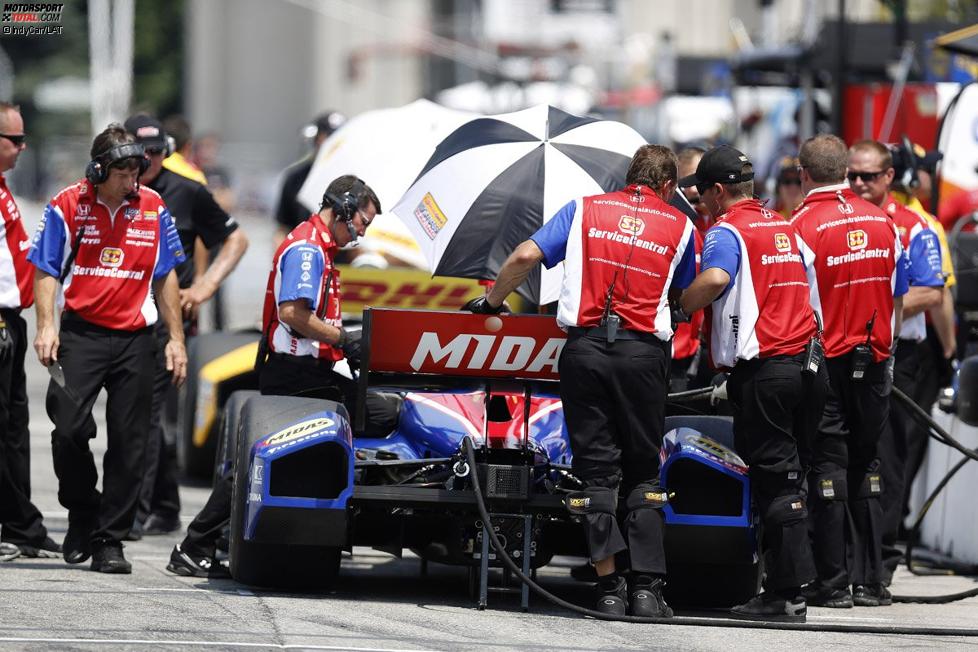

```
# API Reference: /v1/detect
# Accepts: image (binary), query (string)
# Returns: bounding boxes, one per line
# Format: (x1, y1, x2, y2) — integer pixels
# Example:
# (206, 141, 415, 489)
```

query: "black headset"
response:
(85, 142, 150, 185)
(323, 177, 367, 243)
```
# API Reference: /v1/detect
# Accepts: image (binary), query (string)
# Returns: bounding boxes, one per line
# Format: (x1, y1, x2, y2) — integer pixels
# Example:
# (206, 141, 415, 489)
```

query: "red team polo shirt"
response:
(0, 174, 33, 309)
(882, 194, 945, 342)
(791, 183, 908, 362)
(27, 180, 185, 330)
(699, 199, 816, 369)
(530, 184, 696, 341)
(262, 212, 344, 362)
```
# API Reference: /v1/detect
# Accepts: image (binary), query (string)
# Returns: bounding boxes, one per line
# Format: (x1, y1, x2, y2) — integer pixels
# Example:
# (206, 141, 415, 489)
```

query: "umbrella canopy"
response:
(391, 104, 647, 305)
(297, 99, 476, 269)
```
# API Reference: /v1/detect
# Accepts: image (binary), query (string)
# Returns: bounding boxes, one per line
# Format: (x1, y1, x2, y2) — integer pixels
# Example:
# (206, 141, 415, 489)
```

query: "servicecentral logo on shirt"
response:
(618, 215, 645, 237)
(847, 230, 868, 250)
(99, 247, 124, 268)
(774, 233, 791, 252)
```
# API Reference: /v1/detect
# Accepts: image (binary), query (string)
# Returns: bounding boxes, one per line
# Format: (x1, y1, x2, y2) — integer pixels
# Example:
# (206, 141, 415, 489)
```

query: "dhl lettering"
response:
(410, 332, 564, 374)
(342, 281, 478, 309)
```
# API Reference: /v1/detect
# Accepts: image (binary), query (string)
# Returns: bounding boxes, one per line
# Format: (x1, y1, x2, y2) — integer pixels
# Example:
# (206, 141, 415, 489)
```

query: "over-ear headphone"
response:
(323, 177, 367, 244)
(888, 136, 920, 191)
(85, 142, 150, 185)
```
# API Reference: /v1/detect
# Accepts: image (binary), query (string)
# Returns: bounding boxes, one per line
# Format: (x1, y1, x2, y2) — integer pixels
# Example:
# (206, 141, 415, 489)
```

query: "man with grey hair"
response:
(792, 134, 907, 608)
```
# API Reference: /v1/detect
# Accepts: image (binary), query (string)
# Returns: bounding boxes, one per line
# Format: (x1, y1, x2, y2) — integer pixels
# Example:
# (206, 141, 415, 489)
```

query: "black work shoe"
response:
(802, 584, 853, 608)
(630, 578, 674, 618)
(0, 542, 20, 562)
(853, 583, 892, 607)
(731, 592, 807, 623)
(142, 513, 181, 536)
(90, 541, 132, 574)
(166, 544, 230, 579)
(17, 537, 63, 559)
(595, 576, 628, 616)
(63, 518, 94, 564)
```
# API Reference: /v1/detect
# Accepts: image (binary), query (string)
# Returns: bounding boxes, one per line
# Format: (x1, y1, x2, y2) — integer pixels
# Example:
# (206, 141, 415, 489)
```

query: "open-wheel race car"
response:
(220, 308, 760, 608)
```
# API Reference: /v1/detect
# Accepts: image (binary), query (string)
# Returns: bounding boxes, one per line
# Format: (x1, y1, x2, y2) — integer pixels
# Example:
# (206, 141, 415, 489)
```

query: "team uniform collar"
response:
(306, 212, 338, 252)
(804, 180, 850, 199)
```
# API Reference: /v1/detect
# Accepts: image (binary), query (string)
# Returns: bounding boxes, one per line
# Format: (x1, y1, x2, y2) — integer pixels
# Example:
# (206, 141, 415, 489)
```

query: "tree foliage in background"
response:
(132, 0, 184, 118)
(1, 0, 184, 138)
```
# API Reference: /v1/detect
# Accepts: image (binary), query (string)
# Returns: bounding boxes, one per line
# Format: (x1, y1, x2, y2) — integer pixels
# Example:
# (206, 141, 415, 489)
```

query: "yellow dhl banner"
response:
(337, 265, 524, 314)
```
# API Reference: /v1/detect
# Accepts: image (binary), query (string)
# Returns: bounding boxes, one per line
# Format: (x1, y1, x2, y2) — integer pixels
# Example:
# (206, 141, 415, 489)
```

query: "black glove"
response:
(337, 327, 362, 366)
(462, 296, 505, 315)
(671, 305, 691, 326)
(0, 320, 11, 363)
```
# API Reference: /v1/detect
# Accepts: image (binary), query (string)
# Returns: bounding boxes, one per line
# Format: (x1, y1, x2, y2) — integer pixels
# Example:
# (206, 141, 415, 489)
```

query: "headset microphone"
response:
(345, 218, 359, 246)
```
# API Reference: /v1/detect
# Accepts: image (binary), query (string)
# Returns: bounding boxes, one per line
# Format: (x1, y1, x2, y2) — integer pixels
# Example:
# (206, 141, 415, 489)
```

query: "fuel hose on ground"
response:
(459, 436, 978, 635)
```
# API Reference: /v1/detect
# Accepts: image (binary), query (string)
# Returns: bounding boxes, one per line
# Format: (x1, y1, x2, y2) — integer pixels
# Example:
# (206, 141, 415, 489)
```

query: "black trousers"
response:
(47, 316, 155, 544)
(727, 354, 824, 591)
(183, 353, 400, 557)
(0, 309, 47, 545)
(136, 320, 181, 523)
(559, 331, 669, 575)
(880, 339, 919, 579)
(810, 353, 889, 589)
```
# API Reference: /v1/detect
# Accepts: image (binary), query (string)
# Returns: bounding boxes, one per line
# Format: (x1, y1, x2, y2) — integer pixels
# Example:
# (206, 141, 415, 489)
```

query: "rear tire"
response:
(178, 332, 260, 479)
(213, 390, 261, 486)
(229, 395, 346, 589)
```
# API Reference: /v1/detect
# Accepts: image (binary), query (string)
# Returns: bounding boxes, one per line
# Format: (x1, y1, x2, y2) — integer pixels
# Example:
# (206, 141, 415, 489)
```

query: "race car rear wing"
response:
(356, 308, 565, 433)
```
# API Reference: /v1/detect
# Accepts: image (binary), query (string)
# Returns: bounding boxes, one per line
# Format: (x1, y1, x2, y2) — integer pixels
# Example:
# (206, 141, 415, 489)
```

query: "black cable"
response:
(886, 386, 978, 604)
(460, 436, 978, 635)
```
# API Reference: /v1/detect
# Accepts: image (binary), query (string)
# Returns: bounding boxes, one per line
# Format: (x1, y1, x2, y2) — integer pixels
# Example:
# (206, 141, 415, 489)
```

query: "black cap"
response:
(678, 145, 753, 188)
(124, 114, 167, 149)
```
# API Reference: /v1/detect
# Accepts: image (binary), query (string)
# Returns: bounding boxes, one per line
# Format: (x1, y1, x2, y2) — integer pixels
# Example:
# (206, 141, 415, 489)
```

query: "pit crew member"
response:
(679, 145, 826, 623)
(791, 134, 907, 608)
(124, 114, 249, 539)
(472, 145, 696, 618)
(847, 140, 943, 587)
(28, 124, 187, 574)
(167, 175, 398, 577)
(0, 102, 61, 560)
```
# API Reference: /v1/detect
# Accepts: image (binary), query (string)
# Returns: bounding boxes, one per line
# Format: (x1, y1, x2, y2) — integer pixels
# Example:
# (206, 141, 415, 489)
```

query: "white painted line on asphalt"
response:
(0, 638, 443, 652)
(807, 614, 892, 622)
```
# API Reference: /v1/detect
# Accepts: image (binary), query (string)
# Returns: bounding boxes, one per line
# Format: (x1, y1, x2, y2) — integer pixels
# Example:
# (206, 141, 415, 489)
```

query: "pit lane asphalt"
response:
(3, 209, 978, 651)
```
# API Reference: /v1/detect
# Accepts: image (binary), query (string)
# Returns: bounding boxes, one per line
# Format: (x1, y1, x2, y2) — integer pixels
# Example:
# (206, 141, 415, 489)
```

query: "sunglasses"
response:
(0, 133, 26, 147)
(847, 170, 886, 183)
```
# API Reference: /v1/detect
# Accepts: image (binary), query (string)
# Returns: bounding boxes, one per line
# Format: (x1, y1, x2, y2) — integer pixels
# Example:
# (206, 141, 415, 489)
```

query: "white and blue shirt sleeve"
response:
(278, 244, 325, 309)
(894, 249, 910, 297)
(907, 229, 945, 288)
(700, 227, 740, 294)
(672, 231, 697, 289)
(530, 200, 576, 269)
(153, 208, 187, 279)
(27, 203, 68, 278)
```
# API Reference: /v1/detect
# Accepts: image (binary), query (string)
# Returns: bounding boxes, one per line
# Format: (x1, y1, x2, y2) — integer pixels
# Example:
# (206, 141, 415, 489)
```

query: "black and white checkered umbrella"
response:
(391, 104, 646, 304)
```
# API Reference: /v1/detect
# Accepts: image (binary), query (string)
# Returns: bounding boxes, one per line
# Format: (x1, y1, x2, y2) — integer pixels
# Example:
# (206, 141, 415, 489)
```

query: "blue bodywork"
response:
(245, 409, 354, 540)
(243, 390, 752, 542)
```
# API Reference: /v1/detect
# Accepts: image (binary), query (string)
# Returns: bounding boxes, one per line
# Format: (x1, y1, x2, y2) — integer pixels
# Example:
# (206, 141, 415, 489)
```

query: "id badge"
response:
(851, 344, 872, 381)
(803, 337, 824, 376)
